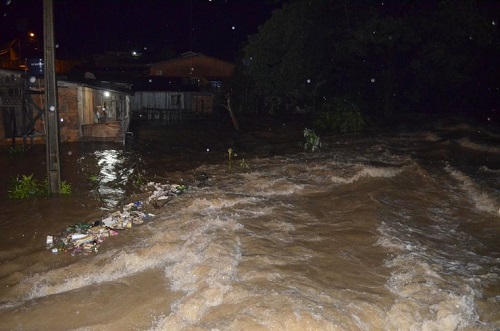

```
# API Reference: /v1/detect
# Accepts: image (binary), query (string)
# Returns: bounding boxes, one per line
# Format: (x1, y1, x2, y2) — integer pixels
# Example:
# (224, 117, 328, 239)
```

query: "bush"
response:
(299, 128, 322, 152)
(8, 174, 72, 198)
(314, 97, 366, 133)
(8, 174, 41, 198)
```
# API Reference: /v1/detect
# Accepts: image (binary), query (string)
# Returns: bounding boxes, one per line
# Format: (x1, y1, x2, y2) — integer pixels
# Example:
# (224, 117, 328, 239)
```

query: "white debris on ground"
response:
(46, 183, 187, 256)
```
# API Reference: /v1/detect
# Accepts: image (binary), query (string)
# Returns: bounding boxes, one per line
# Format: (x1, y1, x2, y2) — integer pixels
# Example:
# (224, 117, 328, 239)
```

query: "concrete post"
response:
(43, 0, 60, 194)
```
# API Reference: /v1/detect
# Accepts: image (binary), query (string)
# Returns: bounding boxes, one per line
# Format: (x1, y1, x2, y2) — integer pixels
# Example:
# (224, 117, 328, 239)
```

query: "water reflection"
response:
(91, 149, 128, 208)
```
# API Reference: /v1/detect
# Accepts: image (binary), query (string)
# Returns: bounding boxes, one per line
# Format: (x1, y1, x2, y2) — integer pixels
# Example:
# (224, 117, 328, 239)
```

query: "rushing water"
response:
(0, 120, 498, 331)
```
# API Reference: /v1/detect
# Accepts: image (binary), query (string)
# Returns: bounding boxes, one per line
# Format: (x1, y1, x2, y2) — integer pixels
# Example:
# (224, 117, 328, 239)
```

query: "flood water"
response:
(0, 118, 499, 331)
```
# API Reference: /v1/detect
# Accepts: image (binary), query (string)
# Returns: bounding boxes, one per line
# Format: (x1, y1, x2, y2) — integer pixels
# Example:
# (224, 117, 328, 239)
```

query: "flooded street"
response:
(0, 119, 499, 330)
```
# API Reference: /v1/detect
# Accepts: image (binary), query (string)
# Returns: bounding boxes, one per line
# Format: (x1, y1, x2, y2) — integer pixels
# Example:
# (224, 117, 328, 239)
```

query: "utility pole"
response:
(43, 0, 60, 194)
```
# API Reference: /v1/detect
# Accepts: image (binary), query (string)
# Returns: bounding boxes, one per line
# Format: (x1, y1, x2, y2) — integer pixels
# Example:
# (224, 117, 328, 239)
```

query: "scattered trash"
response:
(46, 183, 187, 256)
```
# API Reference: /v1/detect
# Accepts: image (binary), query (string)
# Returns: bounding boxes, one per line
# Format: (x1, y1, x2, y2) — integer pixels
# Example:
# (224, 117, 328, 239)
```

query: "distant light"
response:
(371, 78, 376, 83)
(29, 76, 36, 84)
(232, 26, 235, 30)
(29, 32, 35, 38)
(306, 79, 311, 83)
(60, 118, 64, 122)
(104, 91, 110, 97)
(492, 20, 496, 26)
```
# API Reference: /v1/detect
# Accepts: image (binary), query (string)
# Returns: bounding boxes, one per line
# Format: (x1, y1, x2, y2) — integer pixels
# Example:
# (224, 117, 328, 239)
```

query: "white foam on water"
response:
(184, 195, 262, 212)
(330, 165, 403, 184)
(149, 157, 395, 330)
(5, 131, 498, 330)
(445, 165, 499, 216)
(383, 253, 481, 331)
(25, 242, 171, 301)
(456, 137, 500, 154)
(240, 173, 305, 196)
(153, 214, 243, 328)
(396, 130, 442, 142)
(12, 188, 247, 304)
(377, 214, 497, 330)
(479, 165, 500, 174)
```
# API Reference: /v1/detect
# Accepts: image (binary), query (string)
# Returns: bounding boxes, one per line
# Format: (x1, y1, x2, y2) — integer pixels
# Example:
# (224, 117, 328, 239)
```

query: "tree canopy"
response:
(240, 0, 499, 128)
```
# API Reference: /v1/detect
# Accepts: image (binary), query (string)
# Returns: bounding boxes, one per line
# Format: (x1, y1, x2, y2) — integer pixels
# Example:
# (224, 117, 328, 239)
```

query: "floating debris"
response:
(46, 182, 187, 256)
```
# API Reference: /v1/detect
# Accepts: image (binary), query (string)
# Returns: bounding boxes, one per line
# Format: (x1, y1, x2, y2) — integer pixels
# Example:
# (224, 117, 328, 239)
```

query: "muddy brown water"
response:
(0, 119, 499, 330)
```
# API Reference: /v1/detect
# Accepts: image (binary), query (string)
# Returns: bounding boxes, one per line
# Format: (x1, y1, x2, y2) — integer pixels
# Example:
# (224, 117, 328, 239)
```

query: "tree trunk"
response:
(223, 94, 240, 131)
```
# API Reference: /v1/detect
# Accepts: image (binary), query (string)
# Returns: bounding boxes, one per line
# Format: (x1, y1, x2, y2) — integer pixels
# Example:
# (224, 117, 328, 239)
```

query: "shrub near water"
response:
(300, 128, 322, 152)
(8, 174, 72, 198)
(314, 97, 366, 134)
(8, 174, 41, 198)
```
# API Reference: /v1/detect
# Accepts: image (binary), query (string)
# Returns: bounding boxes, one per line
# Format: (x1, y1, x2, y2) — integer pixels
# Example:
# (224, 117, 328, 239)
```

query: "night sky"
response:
(0, 0, 280, 61)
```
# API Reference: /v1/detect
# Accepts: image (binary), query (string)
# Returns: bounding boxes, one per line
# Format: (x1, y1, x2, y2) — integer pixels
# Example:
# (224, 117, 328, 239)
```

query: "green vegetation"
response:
(60, 180, 73, 195)
(8, 145, 26, 155)
(227, 147, 234, 173)
(126, 161, 147, 188)
(227, 147, 250, 173)
(129, 169, 146, 187)
(8, 174, 40, 198)
(314, 98, 365, 134)
(88, 174, 100, 184)
(8, 174, 72, 198)
(239, 159, 249, 169)
(235, 0, 497, 125)
(300, 128, 321, 152)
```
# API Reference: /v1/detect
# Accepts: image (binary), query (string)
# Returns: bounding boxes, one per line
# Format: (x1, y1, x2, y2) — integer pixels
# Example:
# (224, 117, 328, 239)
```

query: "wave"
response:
(445, 165, 500, 216)
(377, 220, 494, 330)
(456, 137, 500, 154)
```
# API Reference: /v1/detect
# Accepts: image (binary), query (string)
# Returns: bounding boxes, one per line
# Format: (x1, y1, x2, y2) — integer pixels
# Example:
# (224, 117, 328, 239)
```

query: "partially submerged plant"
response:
(8, 174, 40, 198)
(130, 166, 146, 187)
(239, 158, 249, 169)
(8, 174, 72, 198)
(227, 148, 250, 173)
(131, 172, 145, 187)
(300, 128, 322, 152)
(8, 145, 26, 155)
(88, 174, 100, 184)
(227, 147, 234, 173)
(60, 180, 72, 195)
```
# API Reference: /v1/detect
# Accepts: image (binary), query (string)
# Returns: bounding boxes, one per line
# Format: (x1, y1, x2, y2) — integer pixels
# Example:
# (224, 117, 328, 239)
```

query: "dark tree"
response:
(239, 0, 499, 128)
